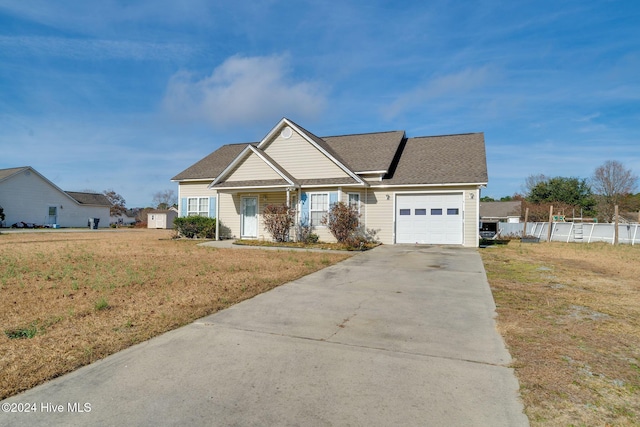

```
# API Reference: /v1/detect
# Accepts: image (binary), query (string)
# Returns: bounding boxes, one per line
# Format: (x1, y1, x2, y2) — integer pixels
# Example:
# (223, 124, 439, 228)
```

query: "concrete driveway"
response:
(1, 245, 528, 426)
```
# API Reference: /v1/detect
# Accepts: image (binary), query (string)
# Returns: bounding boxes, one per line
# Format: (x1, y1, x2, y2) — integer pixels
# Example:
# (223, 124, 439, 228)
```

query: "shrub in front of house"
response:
(263, 204, 295, 242)
(321, 202, 360, 243)
(173, 216, 216, 239)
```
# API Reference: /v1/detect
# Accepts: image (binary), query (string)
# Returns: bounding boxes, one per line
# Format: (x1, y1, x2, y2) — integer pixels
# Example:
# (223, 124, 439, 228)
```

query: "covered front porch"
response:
(214, 186, 358, 243)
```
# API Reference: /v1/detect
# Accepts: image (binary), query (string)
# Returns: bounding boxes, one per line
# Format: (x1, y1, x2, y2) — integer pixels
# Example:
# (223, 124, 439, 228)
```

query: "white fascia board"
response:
(369, 182, 488, 189)
(300, 182, 369, 189)
(173, 178, 216, 183)
(356, 170, 387, 175)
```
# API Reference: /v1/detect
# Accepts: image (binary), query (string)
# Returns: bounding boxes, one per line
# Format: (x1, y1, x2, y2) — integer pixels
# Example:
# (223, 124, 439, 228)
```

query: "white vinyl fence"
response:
(496, 222, 640, 245)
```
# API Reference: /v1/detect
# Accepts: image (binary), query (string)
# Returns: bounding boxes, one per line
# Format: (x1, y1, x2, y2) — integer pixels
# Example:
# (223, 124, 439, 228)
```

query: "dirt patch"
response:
(0, 229, 351, 400)
(481, 242, 640, 426)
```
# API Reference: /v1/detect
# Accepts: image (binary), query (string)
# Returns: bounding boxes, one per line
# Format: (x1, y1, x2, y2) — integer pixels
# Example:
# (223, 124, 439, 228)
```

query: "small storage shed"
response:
(147, 208, 178, 229)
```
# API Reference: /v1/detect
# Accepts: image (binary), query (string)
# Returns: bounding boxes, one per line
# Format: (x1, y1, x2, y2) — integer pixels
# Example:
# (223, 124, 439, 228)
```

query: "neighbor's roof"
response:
(66, 191, 112, 206)
(480, 201, 522, 218)
(0, 166, 29, 182)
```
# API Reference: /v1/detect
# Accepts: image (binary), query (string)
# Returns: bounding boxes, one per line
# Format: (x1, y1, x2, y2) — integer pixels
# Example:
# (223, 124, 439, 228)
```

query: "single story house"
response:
(111, 209, 137, 226)
(0, 166, 111, 228)
(147, 207, 179, 229)
(479, 201, 522, 223)
(171, 118, 488, 247)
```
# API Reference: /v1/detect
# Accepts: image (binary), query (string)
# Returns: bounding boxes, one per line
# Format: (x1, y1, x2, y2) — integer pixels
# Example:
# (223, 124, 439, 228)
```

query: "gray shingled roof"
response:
(66, 192, 112, 206)
(172, 143, 250, 181)
(0, 166, 28, 181)
(173, 125, 487, 186)
(480, 201, 522, 219)
(323, 131, 405, 173)
(383, 133, 487, 185)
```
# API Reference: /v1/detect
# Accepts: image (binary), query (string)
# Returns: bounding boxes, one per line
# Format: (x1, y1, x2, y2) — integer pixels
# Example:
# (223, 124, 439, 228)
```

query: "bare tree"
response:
(103, 189, 127, 216)
(152, 189, 177, 210)
(522, 174, 547, 195)
(591, 160, 638, 221)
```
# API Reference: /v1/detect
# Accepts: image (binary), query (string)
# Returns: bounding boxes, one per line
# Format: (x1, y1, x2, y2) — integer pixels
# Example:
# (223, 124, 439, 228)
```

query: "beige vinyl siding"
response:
(464, 188, 479, 246)
(218, 192, 240, 239)
(363, 189, 395, 244)
(225, 153, 282, 182)
(178, 181, 213, 199)
(263, 132, 349, 180)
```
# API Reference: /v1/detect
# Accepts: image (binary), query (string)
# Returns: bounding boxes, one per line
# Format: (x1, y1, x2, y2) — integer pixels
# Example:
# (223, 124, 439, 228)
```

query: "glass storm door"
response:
(242, 197, 258, 238)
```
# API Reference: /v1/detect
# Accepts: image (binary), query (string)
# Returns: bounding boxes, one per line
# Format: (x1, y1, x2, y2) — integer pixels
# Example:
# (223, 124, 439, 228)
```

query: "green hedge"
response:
(173, 216, 216, 239)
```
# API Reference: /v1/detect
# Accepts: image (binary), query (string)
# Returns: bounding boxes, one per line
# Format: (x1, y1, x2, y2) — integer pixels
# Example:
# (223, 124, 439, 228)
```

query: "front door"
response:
(48, 206, 57, 225)
(241, 197, 258, 238)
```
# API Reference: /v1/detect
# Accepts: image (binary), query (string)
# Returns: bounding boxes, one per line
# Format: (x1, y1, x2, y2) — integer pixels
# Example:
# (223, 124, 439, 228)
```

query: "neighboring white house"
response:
(0, 166, 111, 228)
(172, 118, 488, 247)
(111, 210, 137, 226)
(147, 207, 178, 229)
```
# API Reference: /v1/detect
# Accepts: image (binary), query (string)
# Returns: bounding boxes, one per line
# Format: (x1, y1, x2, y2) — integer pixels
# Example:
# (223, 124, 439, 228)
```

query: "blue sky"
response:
(1, 1, 638, 207)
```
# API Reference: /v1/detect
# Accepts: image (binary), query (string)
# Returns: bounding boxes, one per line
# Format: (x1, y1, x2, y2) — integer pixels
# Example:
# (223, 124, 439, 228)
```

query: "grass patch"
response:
(94, 297, 110, 311)
(0, 229, 351, 400)
(4, 323, 39, 340)
(481, 242, 640, 426)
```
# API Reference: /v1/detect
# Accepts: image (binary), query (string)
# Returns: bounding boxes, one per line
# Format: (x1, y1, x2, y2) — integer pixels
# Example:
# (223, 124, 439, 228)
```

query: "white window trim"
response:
(309, 192, 329, 227)
(187, 197, 209, 217)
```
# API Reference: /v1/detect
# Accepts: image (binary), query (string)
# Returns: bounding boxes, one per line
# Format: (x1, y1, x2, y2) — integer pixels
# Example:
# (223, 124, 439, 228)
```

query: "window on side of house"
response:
(187, 197, 209, 217)
(309, 193, 329, 226)
(348, 193, 360, 214)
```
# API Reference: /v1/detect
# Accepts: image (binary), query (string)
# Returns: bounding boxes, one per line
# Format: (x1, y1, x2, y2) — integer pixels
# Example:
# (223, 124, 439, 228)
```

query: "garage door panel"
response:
(396, 194, 463, 244)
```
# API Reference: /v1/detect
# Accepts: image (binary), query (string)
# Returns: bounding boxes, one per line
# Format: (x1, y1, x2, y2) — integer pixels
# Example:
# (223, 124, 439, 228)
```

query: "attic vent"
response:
(281, 126, 292, 139)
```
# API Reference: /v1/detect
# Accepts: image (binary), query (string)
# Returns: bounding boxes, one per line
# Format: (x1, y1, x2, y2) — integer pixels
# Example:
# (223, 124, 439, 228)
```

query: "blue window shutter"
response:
(209, 196, 217, 218)
(181, 198, 187, 217)
(300, 192, 309, 226)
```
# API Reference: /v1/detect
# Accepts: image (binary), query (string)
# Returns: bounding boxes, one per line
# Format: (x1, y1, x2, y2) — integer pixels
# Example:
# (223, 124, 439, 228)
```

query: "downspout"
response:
(215, 192, 220, 241)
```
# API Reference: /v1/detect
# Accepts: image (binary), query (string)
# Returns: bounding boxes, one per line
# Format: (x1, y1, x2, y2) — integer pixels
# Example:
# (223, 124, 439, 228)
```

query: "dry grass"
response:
(481, 241, 640, 426)
(0, 229, 351, 400)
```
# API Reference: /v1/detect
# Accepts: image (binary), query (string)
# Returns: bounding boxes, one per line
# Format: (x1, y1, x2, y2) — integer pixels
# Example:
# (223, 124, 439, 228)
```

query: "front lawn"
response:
(0, 229, 351, 400)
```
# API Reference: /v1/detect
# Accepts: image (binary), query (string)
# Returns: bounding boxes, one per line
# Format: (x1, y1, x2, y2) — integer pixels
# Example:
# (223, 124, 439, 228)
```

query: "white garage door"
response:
(395, 193, 463, 244)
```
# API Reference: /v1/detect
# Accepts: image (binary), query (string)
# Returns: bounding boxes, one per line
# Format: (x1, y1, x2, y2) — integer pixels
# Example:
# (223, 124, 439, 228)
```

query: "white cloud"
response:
(162, 54, 327, 128)
(382, 67, 494, 119)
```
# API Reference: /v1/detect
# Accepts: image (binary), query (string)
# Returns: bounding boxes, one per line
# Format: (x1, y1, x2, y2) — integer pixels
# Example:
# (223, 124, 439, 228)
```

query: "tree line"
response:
(482, 160, 639, 222)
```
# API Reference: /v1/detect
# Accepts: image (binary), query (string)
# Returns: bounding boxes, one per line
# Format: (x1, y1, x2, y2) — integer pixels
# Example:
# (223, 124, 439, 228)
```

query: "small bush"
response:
(263, 204, 295, 242)
(173, 216, 216, 239)
(295, 220, 317, 243)
(343, 226, 380, 250)
(321, 202, 360, 243)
